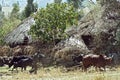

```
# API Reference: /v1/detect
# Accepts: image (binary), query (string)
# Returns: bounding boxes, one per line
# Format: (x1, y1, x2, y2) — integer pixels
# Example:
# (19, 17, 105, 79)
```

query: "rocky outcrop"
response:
(53, 1, 120, 66)
(4, 17, 35, 48)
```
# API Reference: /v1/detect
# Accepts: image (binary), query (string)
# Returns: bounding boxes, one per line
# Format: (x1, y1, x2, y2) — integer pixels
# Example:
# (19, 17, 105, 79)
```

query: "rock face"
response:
(4, 17, 35, 47)
(3, 0, 120, 66)
(53, 1, 120, 66)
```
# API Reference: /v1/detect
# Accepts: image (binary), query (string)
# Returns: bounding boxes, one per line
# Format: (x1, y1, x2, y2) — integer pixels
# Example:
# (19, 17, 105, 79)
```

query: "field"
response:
(0, 66, 120, 80)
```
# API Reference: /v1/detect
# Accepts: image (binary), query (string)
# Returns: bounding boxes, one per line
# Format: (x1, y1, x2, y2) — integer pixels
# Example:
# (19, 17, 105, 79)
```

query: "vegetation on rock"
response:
(10, 3, 20, 19)
(30, 3, 80, 43)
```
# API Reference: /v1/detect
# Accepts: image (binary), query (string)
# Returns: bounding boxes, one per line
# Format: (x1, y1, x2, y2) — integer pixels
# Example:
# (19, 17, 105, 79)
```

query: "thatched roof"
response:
(4, 17, 35, 46)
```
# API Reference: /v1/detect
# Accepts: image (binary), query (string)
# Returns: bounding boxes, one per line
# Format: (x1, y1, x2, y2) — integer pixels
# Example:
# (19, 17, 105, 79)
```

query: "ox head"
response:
(72, 54, 83, 63)
(34, 52, 45, 58)
(2, 56, 10, 65)
(0, 57, 4, 67)
(7, 57, 13, 68)
(33, 52, 45, 62)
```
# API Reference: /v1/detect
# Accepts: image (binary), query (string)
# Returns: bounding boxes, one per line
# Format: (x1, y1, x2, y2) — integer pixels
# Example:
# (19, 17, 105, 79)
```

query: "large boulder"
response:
(54, 47, 87, 67)
(4, 17, 35, 48)
(53, 1, 120, 66)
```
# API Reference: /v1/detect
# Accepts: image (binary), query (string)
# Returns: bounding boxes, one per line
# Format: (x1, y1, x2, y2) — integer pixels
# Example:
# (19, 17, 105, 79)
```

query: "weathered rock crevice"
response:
(53, 1, 120, 66)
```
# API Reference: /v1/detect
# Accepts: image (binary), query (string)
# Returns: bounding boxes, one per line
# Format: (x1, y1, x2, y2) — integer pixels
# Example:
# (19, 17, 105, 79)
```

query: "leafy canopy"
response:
(10, 3, 20, 19)
(67, 0, 84, 10)
(0, 4, 2, 11)
(30, 3, 79, 42)
(0, 18, 21, 45)
(24, 0, 38, 18)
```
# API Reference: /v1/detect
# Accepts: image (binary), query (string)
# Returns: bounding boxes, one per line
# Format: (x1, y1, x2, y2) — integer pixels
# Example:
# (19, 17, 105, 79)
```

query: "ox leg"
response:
(98, 67, 102, 71)
(95, 66, 100, 72)
(29, 64, 38, 74)
(34, 64, 37, 74)
(20, 66, 26, 72)
(84, 65, 91, 72)
(103, 66, 106, 71)
(98, 66, 105, 71)
(21, 67, 23, 72)
(12, 67, 14, 71)
(95, 66, 98, 71)
(12, 66, 16, 71)
(83, 66, 88, 72)
(24, 67, 26, 70)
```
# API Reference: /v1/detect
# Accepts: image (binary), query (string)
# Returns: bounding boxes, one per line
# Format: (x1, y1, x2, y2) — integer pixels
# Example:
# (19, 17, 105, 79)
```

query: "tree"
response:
(54, 0, 62, 3)
(19, 10, 26, 20)
(30, 3, 79, 44)
(0, 4, 4, 27)
(67, 0, 84, 10)
(10, 3, 20, 19)
(24, 0, 37, 18)
(0, 12, 4, 23)
(0, 4, 2, 11)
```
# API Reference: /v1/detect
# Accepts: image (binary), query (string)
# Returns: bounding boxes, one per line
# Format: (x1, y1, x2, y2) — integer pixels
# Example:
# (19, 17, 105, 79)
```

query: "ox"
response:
(9, 55, 30, 68)
(13, 57, 33, 71)
(73, 54, 83, 62)
(72, 54, 83, 65)
(29, 52, 45, 74)
(2, 56, 12, 66)
(82, 54, 112, 71)
(0, 57, 4, 67)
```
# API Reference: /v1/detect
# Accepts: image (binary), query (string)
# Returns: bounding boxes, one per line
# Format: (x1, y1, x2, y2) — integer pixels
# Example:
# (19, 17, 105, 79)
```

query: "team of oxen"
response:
(72, 53, 114, 71)
(0, 52, 45, 74)
(0, 51, 115, 73)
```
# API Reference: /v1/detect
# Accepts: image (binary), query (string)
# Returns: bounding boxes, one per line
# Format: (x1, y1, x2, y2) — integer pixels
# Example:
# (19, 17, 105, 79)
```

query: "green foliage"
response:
(0, 4, 2, 11)
(67, 0, 84, 10)
(30, 3, 79, 43)
(0, 18, 21, 45)
(0, 3, 21, 45)
(10, 3, 20, 19)
(19, 10, 26, 20)
(0, 4, 4, 27)
(24, 0, 37, 18)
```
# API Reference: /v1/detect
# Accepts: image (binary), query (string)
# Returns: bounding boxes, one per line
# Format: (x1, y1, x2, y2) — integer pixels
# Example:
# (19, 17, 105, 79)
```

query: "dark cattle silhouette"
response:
(9, 52, 45, 73)
(2, 56, 12, 66)
(29, 52, 45, 74)
(82, 54, 112, 71)
(72, 54, 83, 65)
(9, 55, 30, 68)
(0, 57, 4, 67)
(13, 57, 33, 71)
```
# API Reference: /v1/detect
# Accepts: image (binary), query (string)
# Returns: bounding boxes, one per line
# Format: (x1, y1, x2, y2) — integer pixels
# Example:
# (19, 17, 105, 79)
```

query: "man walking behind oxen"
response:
(29, 51, 45, 74)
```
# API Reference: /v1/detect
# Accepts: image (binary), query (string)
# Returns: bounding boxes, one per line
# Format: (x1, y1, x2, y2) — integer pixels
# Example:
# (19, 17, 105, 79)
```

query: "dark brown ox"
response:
(82, 54, 112, 71)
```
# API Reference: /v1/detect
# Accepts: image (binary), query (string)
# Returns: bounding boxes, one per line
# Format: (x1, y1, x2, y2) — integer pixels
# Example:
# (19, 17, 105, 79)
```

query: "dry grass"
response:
(0, 66, 120, 80)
